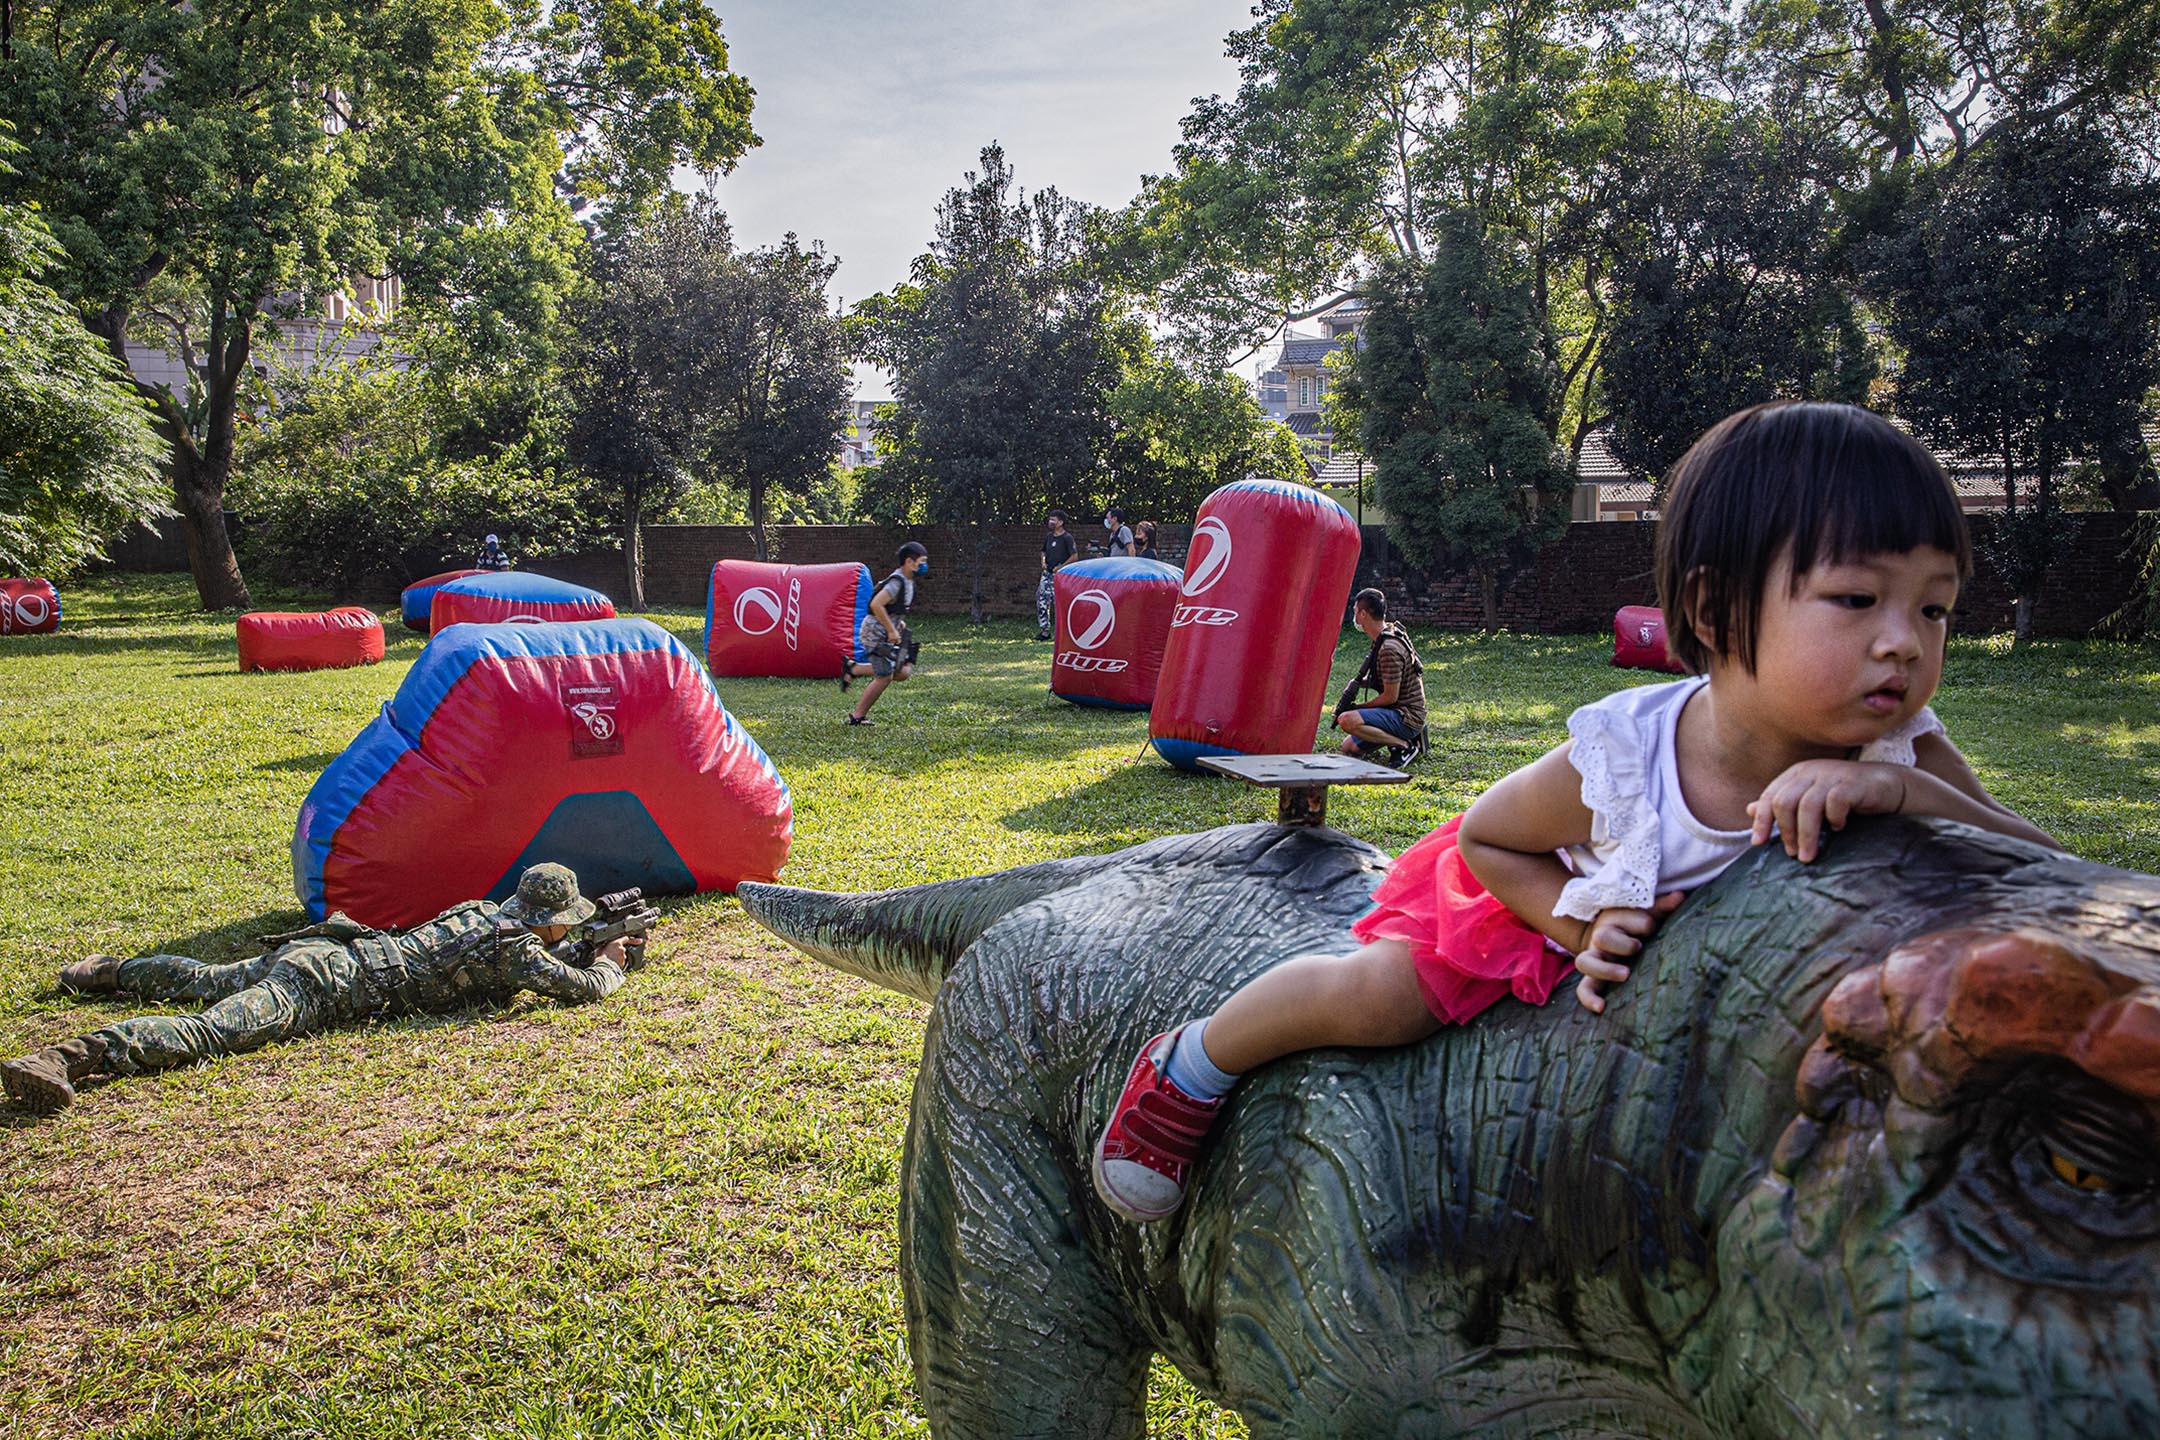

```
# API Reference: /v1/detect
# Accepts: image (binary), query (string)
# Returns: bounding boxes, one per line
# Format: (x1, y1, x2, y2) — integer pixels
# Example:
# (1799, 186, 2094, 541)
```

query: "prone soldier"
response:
(2, 863, 650, 1114)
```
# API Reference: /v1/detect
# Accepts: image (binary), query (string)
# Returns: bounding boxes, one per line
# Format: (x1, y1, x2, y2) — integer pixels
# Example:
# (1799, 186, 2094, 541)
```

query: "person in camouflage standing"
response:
(2, 863, 641, 1114)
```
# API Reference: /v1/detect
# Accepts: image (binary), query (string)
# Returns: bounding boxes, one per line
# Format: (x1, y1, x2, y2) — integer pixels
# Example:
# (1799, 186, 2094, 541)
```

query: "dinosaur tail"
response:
(737, 850, 1130, 1001)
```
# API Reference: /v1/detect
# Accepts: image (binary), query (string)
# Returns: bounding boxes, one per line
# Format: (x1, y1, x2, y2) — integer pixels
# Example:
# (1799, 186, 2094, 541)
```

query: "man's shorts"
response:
(1344, 706, 1418, 753)
(858, 622, 918, 678)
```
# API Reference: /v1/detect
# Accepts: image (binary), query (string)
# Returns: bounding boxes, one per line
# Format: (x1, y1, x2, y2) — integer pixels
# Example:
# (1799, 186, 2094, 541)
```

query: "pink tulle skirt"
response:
(1351, 815, 1575, 1025)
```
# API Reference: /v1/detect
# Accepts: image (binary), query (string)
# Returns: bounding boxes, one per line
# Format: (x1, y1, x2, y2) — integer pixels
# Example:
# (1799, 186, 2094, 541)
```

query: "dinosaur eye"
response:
(2047, 1150, 2122, 1193)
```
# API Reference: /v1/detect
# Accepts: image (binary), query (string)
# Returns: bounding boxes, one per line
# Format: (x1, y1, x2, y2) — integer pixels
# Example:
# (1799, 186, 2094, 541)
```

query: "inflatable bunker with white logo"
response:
(237, 607, 386, 673)
(704, 559, 872, 679)
(0, 578, 60, 635)
(1049, 557, 1183, 710)
(400, 568, 489, 632)
(1149, 478, 1362, 771)
(292, 618, 792, 928)
(430, 571, 616, 633)
(1612, 604, 1687, 674)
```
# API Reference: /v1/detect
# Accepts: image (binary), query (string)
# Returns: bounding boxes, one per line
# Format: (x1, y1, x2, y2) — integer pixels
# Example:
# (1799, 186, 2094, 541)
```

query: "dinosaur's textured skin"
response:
(741, 818, 2160, 1438)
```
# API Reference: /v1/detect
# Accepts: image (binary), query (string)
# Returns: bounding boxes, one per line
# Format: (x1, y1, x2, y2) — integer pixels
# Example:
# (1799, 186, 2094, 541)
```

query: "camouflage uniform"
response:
(91, 902, 625, 1077)
(3, 863, 633, 1111)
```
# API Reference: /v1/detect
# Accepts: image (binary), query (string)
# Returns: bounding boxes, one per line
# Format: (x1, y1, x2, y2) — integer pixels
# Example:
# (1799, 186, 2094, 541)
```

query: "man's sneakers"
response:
(1092, 1027, 1225, 1223)
(845, 713, 874, 727)
(838, 659, 853, 693)
(1399, 726, 1428, 767)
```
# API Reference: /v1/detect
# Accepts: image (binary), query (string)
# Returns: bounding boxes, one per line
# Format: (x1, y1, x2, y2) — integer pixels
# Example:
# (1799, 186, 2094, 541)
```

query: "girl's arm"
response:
(1747, 735, 2058, 860)
(1456, 743, 1600, 952)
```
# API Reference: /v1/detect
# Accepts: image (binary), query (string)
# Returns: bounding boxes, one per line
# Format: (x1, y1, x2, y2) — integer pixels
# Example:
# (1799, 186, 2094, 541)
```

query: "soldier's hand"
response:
(596, 937, 631, 970)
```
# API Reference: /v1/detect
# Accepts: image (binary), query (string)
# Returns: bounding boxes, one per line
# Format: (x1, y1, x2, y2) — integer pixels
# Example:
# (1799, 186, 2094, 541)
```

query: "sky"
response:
(699, 0, 1257, 397)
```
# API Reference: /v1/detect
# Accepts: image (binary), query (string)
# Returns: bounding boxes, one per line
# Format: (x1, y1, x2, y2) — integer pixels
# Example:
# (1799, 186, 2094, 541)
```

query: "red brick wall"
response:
(553, 513, 2149, 638)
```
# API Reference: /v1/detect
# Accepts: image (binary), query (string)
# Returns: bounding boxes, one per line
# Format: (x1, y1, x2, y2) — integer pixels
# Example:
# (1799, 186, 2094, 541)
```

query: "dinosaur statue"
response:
(740, 817, 2160, 1438)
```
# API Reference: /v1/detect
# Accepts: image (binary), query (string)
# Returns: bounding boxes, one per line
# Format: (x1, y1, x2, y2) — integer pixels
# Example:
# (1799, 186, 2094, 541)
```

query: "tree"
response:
(0, 0, 757, 609)
(1117, 0, 1643, 463)
(1104, 329, 1311, 520)
(561, 201, 728, 611)
(701, 235, 852, 561)
(1600, 106, 1874, 481)
(855, 145, 1117, 619)
(1341, 217, 1573, 632)
(1865, 117, 2160, 641)
(0, 135, 168, 575)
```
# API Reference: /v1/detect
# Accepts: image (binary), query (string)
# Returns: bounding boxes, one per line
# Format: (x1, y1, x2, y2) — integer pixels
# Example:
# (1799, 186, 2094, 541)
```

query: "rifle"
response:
(548, 887, 662, 970)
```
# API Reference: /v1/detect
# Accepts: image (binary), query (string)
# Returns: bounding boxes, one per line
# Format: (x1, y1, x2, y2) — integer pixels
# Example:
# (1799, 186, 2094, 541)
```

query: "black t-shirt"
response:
(1043, 532, 1077, 571)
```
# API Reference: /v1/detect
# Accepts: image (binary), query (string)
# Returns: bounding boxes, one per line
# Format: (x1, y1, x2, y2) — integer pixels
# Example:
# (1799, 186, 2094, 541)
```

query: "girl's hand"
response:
(1748, 760, 1907, 862)
(1573, 891, 1687, 1014)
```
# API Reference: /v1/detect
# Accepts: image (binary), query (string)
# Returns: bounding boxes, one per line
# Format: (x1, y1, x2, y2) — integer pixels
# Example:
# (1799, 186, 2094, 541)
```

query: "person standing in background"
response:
(1037, 511, 1078, 641)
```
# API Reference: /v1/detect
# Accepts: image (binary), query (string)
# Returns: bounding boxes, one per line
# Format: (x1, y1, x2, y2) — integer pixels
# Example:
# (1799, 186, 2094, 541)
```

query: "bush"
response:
(234, 359, 596, 598)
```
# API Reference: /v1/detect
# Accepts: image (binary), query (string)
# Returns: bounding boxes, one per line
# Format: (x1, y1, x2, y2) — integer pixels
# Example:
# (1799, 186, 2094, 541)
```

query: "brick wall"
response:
(1357, 513, 2149, 638)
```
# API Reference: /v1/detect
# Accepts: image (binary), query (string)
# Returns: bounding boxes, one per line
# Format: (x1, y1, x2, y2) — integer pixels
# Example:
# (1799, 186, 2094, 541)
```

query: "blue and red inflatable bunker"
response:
(1050, 556, 1183, 711)
(293, 618, 791, 928)
(400, 569, 488, 632)
(430, 572, 616, 633)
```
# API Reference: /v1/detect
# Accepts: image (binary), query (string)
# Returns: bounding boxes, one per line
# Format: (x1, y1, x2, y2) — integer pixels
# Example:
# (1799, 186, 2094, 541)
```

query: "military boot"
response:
(2, 1036, 108, 1113)
(59, 954, 128, 996)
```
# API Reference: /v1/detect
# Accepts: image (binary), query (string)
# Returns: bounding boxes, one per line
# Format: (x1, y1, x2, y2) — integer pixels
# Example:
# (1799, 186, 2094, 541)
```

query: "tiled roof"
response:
(1576, 426, 1632, 483)
(1286, 412, 1323, 436)
(1279, 334, 1354, 367)
(1313, 452, 1369, 488)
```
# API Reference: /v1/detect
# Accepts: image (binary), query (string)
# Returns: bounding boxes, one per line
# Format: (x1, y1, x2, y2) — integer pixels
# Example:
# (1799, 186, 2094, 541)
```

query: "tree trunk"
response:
(969, 523, 988, 624)
(170, 444, 253, 610)
(2012, 592, 2034, 646)
(751, 477, 770, 562)
(623, 490, 647, 612)
(1478, 566, 1499, 635)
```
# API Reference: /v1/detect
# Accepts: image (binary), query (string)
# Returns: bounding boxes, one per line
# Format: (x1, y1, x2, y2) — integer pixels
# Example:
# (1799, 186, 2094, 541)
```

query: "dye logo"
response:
(1171, 604, 1239, 629)
(734, 586, 784, 636)
(783, 577, 803, 650)
(1181, 517, 1233, 596)
(564, 681, 624, 758)
(1055, 653, 1128, 674)
(1066, 589, 1117, 651)
(1637, 620, 1657, 645)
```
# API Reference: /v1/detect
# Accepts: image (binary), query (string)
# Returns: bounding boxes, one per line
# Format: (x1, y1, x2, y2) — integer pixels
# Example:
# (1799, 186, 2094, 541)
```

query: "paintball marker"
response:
(549, 887, 661, 970)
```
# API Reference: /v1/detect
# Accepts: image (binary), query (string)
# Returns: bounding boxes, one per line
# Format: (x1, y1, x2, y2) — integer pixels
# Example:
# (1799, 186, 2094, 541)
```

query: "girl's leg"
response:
(1199, 939, 1438, 1074)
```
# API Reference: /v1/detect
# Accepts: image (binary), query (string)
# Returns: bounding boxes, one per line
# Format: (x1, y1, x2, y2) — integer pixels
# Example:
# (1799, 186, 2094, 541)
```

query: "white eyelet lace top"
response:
(1553, 675, 1946, 923)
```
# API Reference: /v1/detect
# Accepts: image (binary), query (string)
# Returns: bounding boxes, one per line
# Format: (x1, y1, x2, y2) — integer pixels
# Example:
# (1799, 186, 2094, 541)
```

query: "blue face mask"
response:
(914, 562, 929, 579)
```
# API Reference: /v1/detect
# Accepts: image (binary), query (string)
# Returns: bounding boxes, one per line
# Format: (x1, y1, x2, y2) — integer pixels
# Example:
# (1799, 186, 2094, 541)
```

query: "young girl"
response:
(1093, 401, 2057, 1224)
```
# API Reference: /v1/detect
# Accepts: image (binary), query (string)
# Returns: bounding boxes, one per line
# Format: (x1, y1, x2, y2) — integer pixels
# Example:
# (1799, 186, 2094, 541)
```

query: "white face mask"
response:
(1104, 518, 1116, 531)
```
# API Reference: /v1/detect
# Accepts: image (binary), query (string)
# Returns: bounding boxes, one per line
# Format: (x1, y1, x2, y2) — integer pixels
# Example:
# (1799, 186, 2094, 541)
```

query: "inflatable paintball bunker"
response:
(705, 559, 872, 678)
(237, 607, 386, 673)
(1149, 479, 1362, 771)
(293, 618, 791, 927)
(429, 572, 615, 633)
(0, 578, 59, 635)
(400, 568, 488, 632)
(1049, 557, 1183, 710)
(1612, 604, 1687, 674)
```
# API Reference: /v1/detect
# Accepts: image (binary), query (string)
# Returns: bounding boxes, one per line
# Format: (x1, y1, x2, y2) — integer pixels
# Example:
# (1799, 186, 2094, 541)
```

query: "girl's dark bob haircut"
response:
(1656, 401, 1970, 674)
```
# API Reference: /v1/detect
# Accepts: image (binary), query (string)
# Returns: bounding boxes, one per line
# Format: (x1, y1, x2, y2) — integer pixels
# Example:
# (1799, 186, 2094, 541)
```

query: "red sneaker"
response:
(1091, 1027, 1226, 1223)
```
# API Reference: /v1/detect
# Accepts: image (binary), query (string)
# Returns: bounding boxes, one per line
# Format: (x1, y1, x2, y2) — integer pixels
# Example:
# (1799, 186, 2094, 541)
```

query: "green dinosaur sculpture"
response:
(741, 817, 2160, 1438)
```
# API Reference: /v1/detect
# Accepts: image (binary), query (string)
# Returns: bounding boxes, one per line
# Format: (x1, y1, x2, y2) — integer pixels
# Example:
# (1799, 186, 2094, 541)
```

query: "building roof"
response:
(1312, 452, 1370, 488)
(1285, 413, 1323, 436)
(1278, 334, 1354, 368)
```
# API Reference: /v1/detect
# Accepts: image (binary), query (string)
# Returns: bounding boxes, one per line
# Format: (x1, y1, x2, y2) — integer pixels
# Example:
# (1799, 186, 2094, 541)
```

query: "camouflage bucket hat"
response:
(498, 862, 596, 926)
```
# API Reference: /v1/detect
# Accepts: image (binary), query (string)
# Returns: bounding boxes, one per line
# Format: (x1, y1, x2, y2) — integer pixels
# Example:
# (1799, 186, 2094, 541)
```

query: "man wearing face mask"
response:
(1099, 507, 1135, 558)
(842, 541, 930, 726)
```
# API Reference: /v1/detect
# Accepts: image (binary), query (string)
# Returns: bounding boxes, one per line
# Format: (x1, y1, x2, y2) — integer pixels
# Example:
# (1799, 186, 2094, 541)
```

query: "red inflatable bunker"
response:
(1, 578, 60, 635)
(237, 607, 386, 673)
(293, 618, 792, 927)
(705, 559, 873, 678)
(401, 568, 488, 632)
(1150, 479, 1363, 770)
(1612, 605, 1687, 674)
(1050, 557, 1183, 710)
(430, 572, 616, 632)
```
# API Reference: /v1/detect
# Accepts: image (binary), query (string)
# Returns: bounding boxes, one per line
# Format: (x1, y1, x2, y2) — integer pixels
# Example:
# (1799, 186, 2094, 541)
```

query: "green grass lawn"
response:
(2, 575, 2156, 1438)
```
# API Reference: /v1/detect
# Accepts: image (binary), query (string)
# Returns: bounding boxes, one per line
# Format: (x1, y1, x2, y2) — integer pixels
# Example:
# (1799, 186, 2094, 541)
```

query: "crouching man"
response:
(3, 863, 640, 1114)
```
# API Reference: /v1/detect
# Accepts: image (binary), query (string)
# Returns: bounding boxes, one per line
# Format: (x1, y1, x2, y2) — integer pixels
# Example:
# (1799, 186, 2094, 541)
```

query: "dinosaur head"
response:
(1705, 903, 2160, 1437)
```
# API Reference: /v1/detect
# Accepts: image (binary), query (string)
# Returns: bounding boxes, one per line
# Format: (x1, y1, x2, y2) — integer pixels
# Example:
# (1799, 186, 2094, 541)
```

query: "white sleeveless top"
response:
(1553, 676, 1945, 924)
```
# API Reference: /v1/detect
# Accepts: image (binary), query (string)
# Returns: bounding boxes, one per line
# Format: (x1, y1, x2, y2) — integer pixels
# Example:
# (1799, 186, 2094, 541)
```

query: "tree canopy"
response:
(0, 0, 758, 608)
